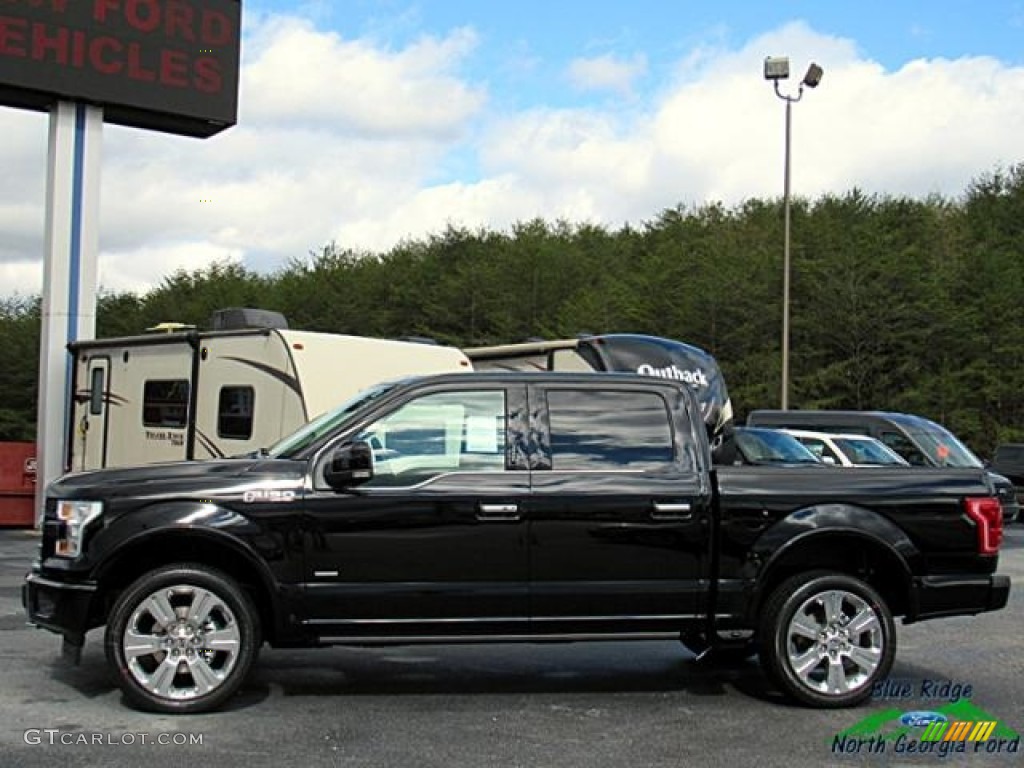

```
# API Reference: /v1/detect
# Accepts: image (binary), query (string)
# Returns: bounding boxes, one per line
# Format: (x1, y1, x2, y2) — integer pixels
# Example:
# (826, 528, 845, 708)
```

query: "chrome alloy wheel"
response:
(121, 584, 242, 702)
(784, 588, 883, 696)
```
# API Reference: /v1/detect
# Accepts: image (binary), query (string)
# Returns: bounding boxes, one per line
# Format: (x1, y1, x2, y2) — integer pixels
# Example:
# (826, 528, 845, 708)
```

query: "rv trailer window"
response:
(142, 380, 189, 428)
(218, 386, 255, 440)
(89, 367, 105, 415)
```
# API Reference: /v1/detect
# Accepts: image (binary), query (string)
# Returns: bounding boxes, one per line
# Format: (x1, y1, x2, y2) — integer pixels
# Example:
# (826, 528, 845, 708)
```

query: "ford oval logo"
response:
(900, 711, 948, 727)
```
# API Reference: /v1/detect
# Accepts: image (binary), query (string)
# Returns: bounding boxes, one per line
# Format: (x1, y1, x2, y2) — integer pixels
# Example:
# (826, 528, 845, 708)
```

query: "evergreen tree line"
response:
(2, 164, 1023, 456)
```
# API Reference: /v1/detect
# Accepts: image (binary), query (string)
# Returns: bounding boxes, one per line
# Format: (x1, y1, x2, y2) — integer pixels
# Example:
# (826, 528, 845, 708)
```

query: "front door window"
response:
(356, 390, 507, 486)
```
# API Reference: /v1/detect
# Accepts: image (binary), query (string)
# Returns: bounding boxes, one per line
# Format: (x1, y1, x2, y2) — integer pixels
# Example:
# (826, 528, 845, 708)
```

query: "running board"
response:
(315, 631, 683, 646)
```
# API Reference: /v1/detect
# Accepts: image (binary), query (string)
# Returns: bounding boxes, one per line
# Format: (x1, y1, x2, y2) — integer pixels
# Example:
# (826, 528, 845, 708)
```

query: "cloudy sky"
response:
(2, 0, 1023, 298)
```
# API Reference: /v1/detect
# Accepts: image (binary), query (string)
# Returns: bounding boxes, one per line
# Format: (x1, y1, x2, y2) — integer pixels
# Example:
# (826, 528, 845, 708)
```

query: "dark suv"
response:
(991, 443, 1024, 511)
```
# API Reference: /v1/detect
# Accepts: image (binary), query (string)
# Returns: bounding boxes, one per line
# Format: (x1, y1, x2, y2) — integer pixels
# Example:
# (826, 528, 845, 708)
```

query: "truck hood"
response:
(48, 458, 305, 501)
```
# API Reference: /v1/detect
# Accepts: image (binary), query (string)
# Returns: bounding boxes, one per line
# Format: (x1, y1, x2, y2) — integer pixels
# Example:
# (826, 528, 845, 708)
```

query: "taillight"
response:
(965, 497, 1003, 555)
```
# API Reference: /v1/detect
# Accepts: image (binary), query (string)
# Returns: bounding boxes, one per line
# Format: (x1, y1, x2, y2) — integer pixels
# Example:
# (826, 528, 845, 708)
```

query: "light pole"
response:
(764, 57, 822, 410)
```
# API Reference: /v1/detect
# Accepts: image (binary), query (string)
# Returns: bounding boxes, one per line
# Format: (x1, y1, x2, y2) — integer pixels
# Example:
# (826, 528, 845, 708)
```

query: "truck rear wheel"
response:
(104, 564, 259, 714)
(760, 571, 894, 708)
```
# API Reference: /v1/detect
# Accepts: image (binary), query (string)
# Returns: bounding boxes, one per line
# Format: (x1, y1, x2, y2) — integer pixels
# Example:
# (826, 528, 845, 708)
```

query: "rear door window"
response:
(545, 389, 676, 471)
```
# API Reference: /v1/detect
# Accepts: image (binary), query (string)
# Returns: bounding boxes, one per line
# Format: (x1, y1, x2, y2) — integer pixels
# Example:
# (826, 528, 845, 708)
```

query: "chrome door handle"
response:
(477, 503, 521, 521)
(651, 502, 692, 520)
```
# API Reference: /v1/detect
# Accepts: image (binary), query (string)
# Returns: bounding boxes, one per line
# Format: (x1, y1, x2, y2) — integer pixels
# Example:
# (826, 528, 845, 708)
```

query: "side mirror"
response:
(324, 441, 373, 490)
(821, 456, 837, 466)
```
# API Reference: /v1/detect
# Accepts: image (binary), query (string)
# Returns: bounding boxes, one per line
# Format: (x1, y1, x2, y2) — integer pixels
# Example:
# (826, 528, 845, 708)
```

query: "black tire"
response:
(104, 564, 260, 714)
(760, 571, 895, 708)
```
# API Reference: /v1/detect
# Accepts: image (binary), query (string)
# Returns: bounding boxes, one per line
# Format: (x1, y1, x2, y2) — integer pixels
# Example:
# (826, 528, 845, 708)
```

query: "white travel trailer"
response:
(67, 309, 471, 471)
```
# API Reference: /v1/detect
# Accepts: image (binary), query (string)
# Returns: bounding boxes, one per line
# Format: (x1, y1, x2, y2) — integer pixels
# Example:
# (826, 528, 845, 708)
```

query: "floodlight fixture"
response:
(764, 56, 790, 81)
(802, 63, 824, 88)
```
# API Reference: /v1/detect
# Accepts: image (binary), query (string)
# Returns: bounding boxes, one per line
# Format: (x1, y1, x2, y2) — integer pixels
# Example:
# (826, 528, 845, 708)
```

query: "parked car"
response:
(780, 429, 910, 467)
(990, 443, 1024, 513)
(731, 426, 822, 466)
(747, 410, 1020, 523)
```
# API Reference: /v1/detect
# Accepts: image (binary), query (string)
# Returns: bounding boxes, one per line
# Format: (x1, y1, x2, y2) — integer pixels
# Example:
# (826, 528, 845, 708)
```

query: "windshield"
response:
(735, 428, 821, 465)
(267, 381, 397, 459)
(832, 437, 907, 466)
(907, 426, 983, 468)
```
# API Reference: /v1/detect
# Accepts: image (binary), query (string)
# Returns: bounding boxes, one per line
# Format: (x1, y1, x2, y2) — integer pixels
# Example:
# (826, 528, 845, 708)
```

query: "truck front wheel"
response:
(104, 564, 259, 714)
(760, 571, 895, 708)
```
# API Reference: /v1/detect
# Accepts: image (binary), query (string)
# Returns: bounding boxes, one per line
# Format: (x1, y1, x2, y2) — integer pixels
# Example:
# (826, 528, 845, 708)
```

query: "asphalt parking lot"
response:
(1, 525, 1022, 768)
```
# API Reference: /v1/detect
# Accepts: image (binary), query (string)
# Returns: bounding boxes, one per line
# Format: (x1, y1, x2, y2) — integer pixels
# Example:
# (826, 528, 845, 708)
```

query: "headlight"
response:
(54, 500, 103, 558)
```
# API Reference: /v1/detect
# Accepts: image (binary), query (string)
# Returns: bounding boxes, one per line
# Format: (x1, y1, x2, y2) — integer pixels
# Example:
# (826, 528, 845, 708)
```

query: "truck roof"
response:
(385, 370, 700, 387)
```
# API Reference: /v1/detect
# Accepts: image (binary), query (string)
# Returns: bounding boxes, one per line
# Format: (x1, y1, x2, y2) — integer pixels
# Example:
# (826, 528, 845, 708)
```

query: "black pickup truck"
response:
(23, 373, 1010, 714)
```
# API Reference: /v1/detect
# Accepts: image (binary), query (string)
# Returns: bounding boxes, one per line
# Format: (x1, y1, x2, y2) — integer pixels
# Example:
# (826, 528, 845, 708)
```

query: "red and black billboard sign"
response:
(0, 0, 240, 137)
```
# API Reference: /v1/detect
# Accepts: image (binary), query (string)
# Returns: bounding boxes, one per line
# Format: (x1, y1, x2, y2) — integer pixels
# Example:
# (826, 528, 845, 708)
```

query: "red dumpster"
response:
(0, 442, 36, 527)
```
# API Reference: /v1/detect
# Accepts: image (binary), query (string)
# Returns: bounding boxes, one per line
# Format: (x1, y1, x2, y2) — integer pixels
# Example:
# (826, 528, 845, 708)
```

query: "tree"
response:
(0, 297, 40, 441)
(2, 165, 1024, 455)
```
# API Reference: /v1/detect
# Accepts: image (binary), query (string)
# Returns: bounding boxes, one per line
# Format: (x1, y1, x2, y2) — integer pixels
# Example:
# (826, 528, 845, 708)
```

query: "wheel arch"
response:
(91, 527, 283, 644)
(748, 503, 919, 626)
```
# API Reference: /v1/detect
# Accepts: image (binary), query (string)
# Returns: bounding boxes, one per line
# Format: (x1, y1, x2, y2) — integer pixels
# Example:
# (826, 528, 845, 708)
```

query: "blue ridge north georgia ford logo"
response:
(832, 695, 1019, 757)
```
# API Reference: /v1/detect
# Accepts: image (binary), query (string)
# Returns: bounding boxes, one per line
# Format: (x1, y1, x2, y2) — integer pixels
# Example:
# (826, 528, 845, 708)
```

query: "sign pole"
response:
(35, 101, 102, 525)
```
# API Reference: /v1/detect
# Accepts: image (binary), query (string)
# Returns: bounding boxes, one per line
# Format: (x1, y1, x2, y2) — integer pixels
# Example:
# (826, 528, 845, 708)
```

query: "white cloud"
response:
(0, 261, 46, 302)
(97, 242, 245, 296)
(472, 20, 1024, 228)
(566, 53, 647, 96)
(1, 16, 1023, 300)
(0, 14, 484, 297)
(242, 15, 484, 137)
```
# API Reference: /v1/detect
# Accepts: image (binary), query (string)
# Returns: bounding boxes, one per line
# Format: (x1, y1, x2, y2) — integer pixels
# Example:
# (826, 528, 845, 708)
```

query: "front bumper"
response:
(22, 569, 99, 645)
(906, 573, 1010, 623)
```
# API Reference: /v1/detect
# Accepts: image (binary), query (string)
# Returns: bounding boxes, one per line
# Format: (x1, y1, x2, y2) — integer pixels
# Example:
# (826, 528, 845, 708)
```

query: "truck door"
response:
(300, 384, 531, 636)
(526, 383, 711, 631)
(74, 356, 111, 471)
